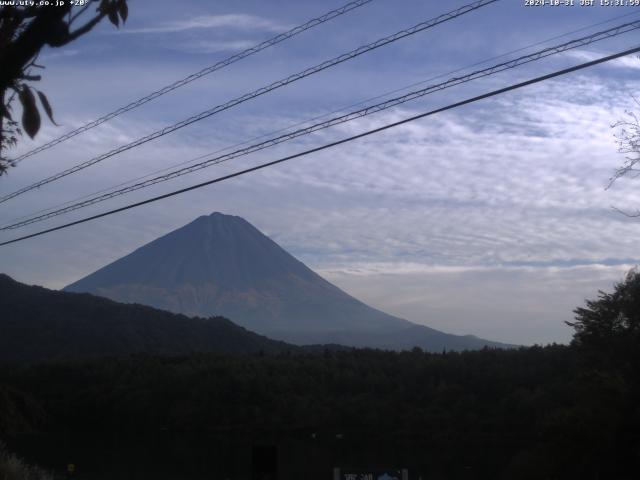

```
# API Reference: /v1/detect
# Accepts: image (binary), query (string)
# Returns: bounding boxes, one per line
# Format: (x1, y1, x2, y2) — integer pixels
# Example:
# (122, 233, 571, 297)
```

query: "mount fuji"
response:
(65, 212, 511, 351)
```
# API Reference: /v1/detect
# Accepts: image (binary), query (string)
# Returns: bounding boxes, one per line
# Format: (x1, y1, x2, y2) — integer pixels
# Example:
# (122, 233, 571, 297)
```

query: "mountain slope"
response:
(0, 274, 294, 364)
(65, 212, 512, 351)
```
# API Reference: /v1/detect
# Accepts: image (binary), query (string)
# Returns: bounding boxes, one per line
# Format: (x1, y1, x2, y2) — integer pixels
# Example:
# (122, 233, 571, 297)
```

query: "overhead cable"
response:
(9, 6, 637, 229)
(0, 0, 499, 204)
(1, 44, 638, 247)
(3, 19, 638, 230)
(8, 0, 376, 163)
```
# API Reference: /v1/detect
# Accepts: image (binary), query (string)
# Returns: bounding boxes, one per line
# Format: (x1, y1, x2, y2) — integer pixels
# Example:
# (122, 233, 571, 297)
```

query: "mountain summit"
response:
(66, 212, 510, 350)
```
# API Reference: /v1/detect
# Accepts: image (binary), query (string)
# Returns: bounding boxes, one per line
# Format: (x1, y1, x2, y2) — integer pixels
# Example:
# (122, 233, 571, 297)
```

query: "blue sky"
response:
(2, 0, 640, 344)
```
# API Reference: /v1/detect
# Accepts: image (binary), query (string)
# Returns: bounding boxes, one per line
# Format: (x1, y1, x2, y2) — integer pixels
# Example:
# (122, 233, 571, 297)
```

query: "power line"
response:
(1, 44, 638, 247)
(8, 0, 375, 164)
(4, 19, 639, 231)
(7, 8, 637, 230)
(0, 0, 499, 205)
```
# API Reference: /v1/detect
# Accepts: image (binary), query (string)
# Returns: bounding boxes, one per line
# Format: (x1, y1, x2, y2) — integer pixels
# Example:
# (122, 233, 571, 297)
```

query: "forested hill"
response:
(0, 274, 296, 363)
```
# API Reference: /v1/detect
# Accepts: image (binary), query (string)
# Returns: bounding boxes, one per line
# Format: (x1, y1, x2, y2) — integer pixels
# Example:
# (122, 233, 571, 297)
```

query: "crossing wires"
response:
(0, 0, 500, 205)
(3, 19, 639, 231)
(8, 0, 375, 164)
(2, 45, 639, 247)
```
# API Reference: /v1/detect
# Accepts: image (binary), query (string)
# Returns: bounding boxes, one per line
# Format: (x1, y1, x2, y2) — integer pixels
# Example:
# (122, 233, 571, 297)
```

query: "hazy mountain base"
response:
(65, 212, 512, 351)
(81, 281, 501, 350)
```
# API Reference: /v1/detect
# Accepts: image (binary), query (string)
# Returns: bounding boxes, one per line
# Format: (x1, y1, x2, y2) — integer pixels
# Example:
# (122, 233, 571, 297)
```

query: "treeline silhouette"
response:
(1, 343, 638, 479)
(1, 271, 639, 479)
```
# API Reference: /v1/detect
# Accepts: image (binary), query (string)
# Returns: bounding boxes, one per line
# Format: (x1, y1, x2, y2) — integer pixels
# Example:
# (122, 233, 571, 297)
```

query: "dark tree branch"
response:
(64, 12, 107, 45)
(0, 6, 72, 91)
(69, 0, 98, 25)
(0, 1, 127, 174)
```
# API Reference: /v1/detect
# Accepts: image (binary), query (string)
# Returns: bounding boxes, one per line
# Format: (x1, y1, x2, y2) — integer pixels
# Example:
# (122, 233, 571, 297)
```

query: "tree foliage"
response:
(1, 344, 638, 479)
(610, 99, 640, 216)
(0, 0, 128, 174)
(568, 268, 640, 372)
(0, 442, 52, 480)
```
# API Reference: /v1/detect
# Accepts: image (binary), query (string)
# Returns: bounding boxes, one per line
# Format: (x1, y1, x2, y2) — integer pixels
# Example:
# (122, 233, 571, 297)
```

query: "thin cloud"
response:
(125, 14, 288, 34)
(39, 49, 81, 61)
(564, 49, 640, 70)
(226, 76, 640, 272)
(174, 39, 257, 54)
